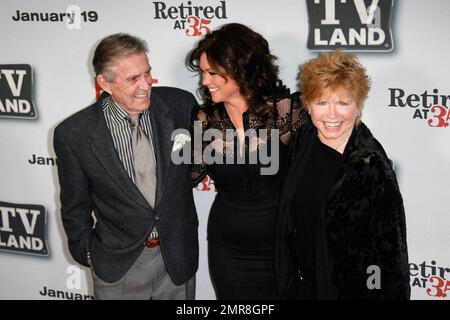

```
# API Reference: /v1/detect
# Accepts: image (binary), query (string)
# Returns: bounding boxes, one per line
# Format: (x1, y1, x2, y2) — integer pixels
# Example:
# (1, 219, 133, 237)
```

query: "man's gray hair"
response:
(92, 33, 148, 81)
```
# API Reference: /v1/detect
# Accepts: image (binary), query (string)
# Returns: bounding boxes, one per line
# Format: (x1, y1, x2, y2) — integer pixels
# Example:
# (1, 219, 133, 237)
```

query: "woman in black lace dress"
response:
(187, 23, 306, 299)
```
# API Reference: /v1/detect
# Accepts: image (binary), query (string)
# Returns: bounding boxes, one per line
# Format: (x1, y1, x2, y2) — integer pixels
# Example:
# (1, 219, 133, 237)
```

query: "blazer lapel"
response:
(89, 105, 150, 209)
(149, 92, 174, 208)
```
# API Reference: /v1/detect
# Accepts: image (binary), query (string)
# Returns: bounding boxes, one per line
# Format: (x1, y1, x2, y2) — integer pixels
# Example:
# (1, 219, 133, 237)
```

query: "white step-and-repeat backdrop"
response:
(0, 0, 449, 300)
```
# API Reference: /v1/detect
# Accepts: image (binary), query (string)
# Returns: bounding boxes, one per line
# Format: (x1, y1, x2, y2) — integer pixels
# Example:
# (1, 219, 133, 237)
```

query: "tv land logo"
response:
(388, 88, 450, 128)
(0, 64, 37, 119)
(0, 201, 49, 256)
(410, 260, 450, 299)
(306, 0, 394, 51)
(153, 1, 228, 36)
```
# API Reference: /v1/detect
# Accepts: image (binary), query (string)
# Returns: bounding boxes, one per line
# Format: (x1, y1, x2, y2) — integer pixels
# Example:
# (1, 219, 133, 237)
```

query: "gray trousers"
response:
(91, 245, 195, 300)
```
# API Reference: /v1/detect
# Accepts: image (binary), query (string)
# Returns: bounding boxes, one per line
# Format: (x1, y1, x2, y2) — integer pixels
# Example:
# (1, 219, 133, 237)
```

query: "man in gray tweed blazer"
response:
(54, 33, 198, 299)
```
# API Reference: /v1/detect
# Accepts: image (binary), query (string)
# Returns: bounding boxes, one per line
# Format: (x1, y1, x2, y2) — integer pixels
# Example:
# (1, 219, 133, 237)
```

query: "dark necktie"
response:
(127, 114, 157, 208)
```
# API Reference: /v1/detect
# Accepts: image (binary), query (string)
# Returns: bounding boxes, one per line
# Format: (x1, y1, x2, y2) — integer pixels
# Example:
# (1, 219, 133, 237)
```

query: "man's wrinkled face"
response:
(100, 52, 153, 115)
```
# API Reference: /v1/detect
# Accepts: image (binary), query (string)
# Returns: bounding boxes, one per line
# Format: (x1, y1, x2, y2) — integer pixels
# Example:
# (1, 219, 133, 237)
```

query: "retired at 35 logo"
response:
(153, 1, 228, 36)
(410, 260, 450, 298)
(195, 176, 216, 192)
(389, 88, 450, 128)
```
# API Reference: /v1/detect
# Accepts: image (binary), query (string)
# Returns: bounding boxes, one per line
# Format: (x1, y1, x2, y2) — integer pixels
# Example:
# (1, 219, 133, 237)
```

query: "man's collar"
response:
(106, 96, 129, 126)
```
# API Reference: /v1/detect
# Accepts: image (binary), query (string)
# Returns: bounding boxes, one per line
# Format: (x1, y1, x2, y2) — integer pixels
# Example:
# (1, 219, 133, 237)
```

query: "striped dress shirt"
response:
(102, 96, 156, 184)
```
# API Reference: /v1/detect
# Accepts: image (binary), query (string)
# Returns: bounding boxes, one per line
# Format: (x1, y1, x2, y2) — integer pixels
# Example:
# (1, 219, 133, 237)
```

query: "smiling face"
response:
(307, 87, 360, 151)
(199, 52, 242, 105)
(98, 52, 153, 115)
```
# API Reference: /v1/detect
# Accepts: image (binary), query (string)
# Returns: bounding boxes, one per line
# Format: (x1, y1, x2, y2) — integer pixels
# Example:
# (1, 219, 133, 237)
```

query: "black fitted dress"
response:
(192, 97, 305, 299)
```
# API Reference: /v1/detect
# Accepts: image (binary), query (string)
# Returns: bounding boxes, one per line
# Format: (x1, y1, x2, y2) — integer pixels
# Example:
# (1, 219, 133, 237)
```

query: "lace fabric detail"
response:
(191, 95, 307, 185)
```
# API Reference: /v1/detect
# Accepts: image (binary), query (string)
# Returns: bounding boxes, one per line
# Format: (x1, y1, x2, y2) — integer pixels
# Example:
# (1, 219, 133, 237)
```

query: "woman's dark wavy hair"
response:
(187, 23, 288, 120)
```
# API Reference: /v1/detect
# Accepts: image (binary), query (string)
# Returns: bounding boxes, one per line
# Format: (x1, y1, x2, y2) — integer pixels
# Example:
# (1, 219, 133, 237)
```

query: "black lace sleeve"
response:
(277, 92, 308, 145)
(191, 106, 208, 187)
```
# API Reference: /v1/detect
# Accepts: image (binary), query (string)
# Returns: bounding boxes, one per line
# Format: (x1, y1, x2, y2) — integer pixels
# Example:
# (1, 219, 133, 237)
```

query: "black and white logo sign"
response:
(0, 201, 49, 256)
(0, 64, 37, 119)
(306, 0, 394, 51)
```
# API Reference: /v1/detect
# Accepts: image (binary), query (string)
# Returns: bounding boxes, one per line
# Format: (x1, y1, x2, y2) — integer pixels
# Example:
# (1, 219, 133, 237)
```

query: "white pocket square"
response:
(172, 133, 191, 152)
